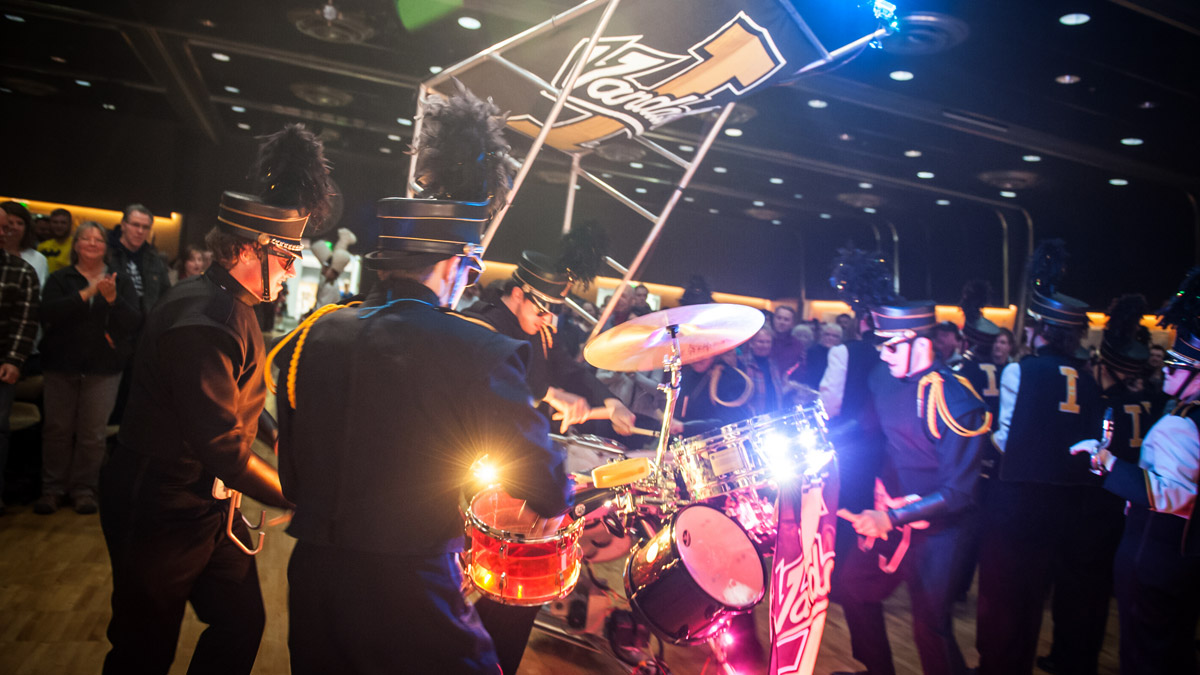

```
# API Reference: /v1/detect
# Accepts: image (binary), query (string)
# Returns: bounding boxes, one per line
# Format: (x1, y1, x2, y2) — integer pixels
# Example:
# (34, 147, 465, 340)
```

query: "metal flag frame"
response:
(408, 0, 898, 340)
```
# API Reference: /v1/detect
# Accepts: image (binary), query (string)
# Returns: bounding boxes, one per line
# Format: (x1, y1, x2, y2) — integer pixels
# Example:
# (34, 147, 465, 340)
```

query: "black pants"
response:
(99, 454, 264, 675)
(1114, 506, 1200, 675)
(474, 597, 540, 675)
(976, 481, 1122, 675)
(288, 541, 501, 675)
(832, 518, 975, 675)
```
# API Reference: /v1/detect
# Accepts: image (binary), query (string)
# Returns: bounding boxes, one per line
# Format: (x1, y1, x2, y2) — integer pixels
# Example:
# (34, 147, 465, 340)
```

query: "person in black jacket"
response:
(34, 221, 140, 515)
(98, 124, 330, 675)
(275, 85, 569, 675)
(838, 301, 991, 675)
(976, 242, 1107, 675)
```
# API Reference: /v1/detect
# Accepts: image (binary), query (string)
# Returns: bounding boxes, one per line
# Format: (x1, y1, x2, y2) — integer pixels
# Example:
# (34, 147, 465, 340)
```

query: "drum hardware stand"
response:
(652, 324, 682, 483)
(213, 478, 266, 556)
(706, 625, 740, 675)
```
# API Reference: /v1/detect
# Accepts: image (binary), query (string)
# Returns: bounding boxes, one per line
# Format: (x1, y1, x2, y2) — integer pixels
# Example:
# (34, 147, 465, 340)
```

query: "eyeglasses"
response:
(266, 247, 300, 272)
(881, 331, 917, 353)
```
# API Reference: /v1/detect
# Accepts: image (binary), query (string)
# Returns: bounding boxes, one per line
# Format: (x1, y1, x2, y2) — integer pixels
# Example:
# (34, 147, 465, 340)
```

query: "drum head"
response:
(673, 506, 764, 609)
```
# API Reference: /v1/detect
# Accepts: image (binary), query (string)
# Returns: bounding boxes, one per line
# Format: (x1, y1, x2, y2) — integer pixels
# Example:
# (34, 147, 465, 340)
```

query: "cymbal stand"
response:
(652, 325, 682, 482)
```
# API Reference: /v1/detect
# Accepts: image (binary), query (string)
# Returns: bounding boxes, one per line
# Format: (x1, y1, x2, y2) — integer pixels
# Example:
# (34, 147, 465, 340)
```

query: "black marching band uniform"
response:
(273, 86, 570, 674)
(99, 125, 327, 674)
(840, 302, 990, 675)
(1080, 268, 1200, 675)
(976, 254, 1108, 675)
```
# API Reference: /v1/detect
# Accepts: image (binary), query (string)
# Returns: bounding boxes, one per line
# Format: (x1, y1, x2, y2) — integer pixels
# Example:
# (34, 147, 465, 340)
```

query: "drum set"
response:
(462, 303, 838, 673)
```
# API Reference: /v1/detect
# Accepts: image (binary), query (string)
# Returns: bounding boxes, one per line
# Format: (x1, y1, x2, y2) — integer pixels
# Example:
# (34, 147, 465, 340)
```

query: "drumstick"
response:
(629, 427, 661, 438)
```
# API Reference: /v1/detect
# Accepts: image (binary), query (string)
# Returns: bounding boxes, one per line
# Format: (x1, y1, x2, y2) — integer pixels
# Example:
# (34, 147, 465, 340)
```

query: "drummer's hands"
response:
(513, 501, 569, 536)
(668, 419, 684, 436)
(605, 398, 637, 436)
(545, 387, 591, 433)
(842, 509, 893, 540)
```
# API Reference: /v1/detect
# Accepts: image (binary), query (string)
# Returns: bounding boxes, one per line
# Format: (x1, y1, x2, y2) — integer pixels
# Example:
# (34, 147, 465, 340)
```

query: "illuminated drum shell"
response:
(625, 504, 766, 644)
(672, 403, 833, 501)
(465, 487, 584, 606)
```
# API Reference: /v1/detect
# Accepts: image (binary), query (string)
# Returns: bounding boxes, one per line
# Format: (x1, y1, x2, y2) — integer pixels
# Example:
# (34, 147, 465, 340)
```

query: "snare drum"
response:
(672, 402, 834, 501)
(464, 486, 584, 606)
(625, 505, 765, 644)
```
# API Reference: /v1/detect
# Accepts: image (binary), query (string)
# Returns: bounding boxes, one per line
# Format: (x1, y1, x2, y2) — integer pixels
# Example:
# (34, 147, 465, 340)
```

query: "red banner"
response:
(768, 464, 839, 675)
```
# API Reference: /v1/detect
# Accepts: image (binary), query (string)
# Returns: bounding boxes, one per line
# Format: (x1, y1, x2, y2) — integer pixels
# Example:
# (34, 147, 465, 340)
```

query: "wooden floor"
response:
(0, 489, 1122, 675)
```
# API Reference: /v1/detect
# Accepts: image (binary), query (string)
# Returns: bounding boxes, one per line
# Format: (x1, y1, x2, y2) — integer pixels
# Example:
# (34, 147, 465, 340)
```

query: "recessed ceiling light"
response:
(1138, 101, 1157, 109)
(838, 133, 853, 141)
(807, 99, 828, 109)
(936, 199, 950, 206)
(904, 149, 922, 158)
(212, 52, 231, 62)
(858, 182, 873, 189)
(1000, 190, 1017, 198)
(5, 14, 25, 22)
(863, 207, 877, 213)
(50, 56, 67, 64)
(387, 134, 401, 141)
(889, 70, 914, 81)
(793, 193, 803, 199)
(819, 213, 831, 219)
(1059, 13, 1090, 26)
(102, 103, 116, 111)
(629, 162, 643, 169)
(752, 200, 765, 207)
(224, 85, 240, 94)
(199, 19, 216, 28)
(713, 166, 727, 173)
(380, 147, 392, 154)
(397, 117, 413, 126)
(75, 80, 91, 87)
(769, 177, 783, 184)
(601, 172, 612, 178)
(457, 16, 482, 30)
(708, 208, 719, 214)
(0, 88, 11, 94)
(1023, 154, 1042, 162)
(429, 65, 443, 74)
(231, 105, 246, 113)
(683, 196, 694, 202)
(724, 128, 743, 137)
(237, 123, 251, 130)
(574, 185, 581, 190)
(1055, 74, 1081, 84)
(1120, 137, 1144, 146)
(917, 171, 935, 179)
(1109, 178, 1129, 186)
(678, 144, 694, 152)
(771, 219, 782, 225)
(635, 187, 647, 194)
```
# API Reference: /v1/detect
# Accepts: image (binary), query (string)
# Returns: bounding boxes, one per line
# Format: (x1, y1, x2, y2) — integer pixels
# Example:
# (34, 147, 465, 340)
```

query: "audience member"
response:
(169, 244, 210, 285)
(803, 321, 842, 388)
(2, 201, 49, 287)
(836, 312, 859, 341)
(630, 284, 652, 316)
(679, 274, 713, 306)
(34, 222, 140, 515)
(37, 208, 74, 274)
(930, 320, 964, 366)
(1146, 343, 1166, 393)
(0, 213, 39, 515)
(742, 327, 783, 415)
(991, 327, 1015, 367)
(32, 213, 52, 243)
(106, 204, 171, 313)
(768, 304, 805, 378)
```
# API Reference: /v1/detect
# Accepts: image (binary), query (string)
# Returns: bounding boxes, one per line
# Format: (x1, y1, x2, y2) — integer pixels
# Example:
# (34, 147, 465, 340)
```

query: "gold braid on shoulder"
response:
(264, 301, 362, 409)
(916, 371, 993, 439)
(709, 363, 755, 408)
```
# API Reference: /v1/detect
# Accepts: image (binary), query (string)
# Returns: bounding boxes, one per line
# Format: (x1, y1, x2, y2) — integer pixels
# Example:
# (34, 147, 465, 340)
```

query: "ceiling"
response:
(1, 0, 1198, 307)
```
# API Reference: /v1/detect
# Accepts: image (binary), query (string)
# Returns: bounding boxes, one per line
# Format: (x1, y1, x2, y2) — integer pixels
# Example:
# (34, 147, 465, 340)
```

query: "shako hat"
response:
(1025, 239, 1089, 327)
(1159, 267, 1200, 368)
(873, 301, 937, 338)
(960, 280, 1001, 350)
(216, 124, 331, 253)
(1099, 294, 1150, 375)
(510, 220, 609, 311)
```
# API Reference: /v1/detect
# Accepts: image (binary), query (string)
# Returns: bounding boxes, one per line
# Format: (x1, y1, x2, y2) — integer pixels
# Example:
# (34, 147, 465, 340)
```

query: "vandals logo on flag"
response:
(769, 475, 838, 675)
(508, 12, 786, 152)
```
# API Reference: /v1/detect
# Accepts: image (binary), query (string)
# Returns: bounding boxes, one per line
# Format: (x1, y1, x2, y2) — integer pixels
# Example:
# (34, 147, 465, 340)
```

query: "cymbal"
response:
(584, 303, 766, 371)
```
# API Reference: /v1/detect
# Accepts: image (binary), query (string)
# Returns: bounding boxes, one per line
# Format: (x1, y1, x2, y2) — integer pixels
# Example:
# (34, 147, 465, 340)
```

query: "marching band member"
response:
(98, 124, 329, 674)
(273, 84, 570, 675)
(838, 300, 990, 675)
(1074, 268, 1200, 675)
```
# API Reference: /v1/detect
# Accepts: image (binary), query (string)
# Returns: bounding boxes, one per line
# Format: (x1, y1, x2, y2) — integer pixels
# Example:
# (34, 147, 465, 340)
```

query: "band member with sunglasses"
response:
(98, 124, 329, 675)
(837, 301, 991, 675)
(976, 240, 1108, 675)
(1072, 268, 1200, 675)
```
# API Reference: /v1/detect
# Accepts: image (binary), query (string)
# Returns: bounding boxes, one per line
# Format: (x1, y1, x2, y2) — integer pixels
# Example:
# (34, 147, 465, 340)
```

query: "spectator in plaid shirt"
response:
(0, 203, 39, 515)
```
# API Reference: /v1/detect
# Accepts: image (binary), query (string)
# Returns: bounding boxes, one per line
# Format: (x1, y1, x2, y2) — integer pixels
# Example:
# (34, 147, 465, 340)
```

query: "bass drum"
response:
(624, 505, 765, 644)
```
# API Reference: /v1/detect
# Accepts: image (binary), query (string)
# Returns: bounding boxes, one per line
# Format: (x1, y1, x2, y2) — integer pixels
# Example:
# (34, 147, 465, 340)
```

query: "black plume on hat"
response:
(830, 247, 896, 316)
(557, 220, 608, 289)
(414, 78, 511, 209)
(1027, 238, 1069, 296)
(1158, 267, 1200, 367)
(1026, 239, 1088, 327)
(253, 124, 333, 231)
(960, 279, 1001, 349)
(1101, 293, 1150, 374)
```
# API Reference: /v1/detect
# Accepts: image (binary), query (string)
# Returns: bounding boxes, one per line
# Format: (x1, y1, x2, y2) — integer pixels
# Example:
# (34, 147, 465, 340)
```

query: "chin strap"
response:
(256, 234, 272, 302)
